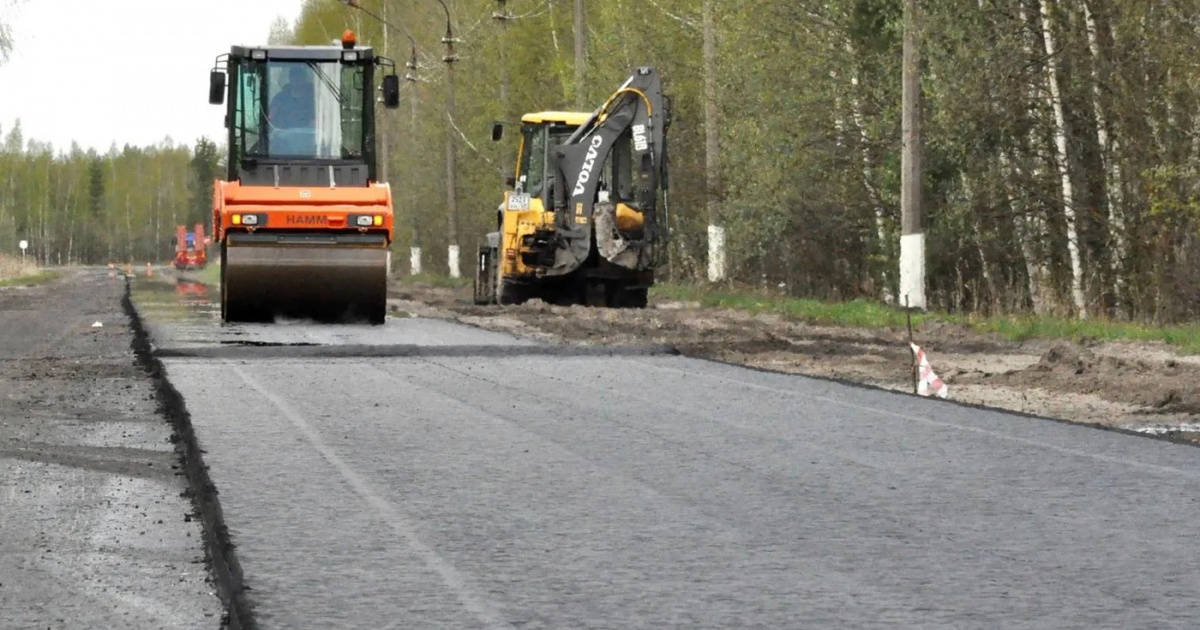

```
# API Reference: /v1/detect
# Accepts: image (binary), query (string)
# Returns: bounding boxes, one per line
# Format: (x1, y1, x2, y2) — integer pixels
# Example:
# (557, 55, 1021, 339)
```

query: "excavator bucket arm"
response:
(549, 67, 668, 276)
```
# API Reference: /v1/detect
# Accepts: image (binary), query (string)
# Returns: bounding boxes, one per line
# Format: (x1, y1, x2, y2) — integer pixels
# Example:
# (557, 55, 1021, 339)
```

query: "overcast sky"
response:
(0, 0, 304, 153)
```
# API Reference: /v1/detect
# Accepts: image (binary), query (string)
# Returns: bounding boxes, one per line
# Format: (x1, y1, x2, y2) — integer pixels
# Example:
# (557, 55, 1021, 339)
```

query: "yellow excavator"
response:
(474, 67, 670, 307)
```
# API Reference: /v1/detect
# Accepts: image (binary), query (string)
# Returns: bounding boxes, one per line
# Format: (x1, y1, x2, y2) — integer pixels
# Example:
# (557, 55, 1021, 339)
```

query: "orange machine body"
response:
(212, 180, 394, 241)
(192, 222, 208, 268)
(173, 224, 208, 270)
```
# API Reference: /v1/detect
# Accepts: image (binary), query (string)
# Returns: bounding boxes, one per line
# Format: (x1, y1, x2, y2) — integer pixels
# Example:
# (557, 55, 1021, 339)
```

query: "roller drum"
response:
(221, 232, 389, 324)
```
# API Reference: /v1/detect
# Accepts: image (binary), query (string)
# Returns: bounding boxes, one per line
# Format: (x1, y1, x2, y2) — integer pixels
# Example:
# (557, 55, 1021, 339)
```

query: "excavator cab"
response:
(208, 33, 401, 324)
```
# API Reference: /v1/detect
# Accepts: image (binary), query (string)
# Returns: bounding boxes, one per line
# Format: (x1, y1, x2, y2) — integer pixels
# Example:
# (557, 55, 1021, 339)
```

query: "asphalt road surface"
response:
(139, 277, 1200, 629)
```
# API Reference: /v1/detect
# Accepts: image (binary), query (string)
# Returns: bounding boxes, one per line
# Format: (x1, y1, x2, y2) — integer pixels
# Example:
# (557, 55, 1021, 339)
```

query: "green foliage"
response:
(0, 137, 206, 266)
(9, 0, 1200, 326)
(0, 0, 23, 65)
(188, 138, 220, 226)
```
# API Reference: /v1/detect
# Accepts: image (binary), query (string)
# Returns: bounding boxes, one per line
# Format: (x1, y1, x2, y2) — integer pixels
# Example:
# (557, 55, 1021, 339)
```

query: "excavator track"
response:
(220, 232, 388, 324)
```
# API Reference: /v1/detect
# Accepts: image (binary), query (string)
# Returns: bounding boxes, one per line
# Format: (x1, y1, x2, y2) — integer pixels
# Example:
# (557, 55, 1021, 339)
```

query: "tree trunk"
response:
(573, 0, 586, 109)
(960, 172, 996, 313)
(1083, 0, 1126, 315)
(999, 150, 1045, 313)
(1039, 0, 1086, 318)
(846, 49, 894, 304)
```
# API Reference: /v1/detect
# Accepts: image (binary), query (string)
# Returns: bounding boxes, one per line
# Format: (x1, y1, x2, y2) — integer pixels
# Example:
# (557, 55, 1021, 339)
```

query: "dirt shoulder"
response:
(0, 268, 221, 627)
(389, 282, 1200, 443)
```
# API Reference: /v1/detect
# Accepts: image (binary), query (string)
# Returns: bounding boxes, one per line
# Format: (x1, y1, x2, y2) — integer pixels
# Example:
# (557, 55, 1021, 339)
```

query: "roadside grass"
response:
(652, 283, 1200, 354)
(972, 316, 1200, 354)
(0, 256, 60, 287)
(0, 269, 61, 288)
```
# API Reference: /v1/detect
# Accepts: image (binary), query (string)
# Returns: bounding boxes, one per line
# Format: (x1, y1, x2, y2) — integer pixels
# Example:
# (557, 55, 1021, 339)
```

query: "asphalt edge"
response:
(671, 350, 1200, 449)
(122, 278, 258, 630)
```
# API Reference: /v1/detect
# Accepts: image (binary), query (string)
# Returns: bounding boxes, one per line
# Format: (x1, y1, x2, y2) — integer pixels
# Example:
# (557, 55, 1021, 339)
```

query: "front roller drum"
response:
(221, 232, 389, 324)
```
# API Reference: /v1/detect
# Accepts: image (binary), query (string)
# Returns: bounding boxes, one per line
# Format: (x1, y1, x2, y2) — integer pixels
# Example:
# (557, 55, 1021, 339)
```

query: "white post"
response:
(19, 239, 28, 265)
(410, 247, 422, 275)
(899, 234, 926, 310)
(448, 244, 460, 279)
(707, 225, 726, 282)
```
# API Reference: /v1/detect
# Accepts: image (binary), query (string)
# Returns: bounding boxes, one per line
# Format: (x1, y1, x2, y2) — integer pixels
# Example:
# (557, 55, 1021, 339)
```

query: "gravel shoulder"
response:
(0, 268, 221, 628)
(389, 283, 1200, 443)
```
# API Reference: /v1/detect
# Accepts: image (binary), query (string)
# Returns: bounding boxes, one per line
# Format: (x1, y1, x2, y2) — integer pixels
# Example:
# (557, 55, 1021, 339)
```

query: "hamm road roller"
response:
(208, 30, 401, 324)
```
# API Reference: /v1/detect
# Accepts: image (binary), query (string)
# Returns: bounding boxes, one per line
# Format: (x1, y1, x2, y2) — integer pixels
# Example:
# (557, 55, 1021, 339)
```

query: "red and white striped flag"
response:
(910, 342, 948, 399)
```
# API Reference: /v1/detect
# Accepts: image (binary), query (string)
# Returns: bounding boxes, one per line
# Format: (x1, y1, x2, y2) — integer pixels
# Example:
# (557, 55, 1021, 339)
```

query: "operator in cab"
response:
(267, 65, 317, 155)
(270, 66, 316, 128)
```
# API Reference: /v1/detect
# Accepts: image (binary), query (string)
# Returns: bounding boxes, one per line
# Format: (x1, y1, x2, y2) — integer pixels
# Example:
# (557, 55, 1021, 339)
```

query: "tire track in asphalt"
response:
(229, 364, 515, 630)
(394, 355, 1193, 621)
(354, 360, 908, 610)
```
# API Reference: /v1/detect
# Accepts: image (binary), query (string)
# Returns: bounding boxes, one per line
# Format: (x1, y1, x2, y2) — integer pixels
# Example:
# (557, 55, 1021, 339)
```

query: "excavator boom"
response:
(550, 67, 669, 277)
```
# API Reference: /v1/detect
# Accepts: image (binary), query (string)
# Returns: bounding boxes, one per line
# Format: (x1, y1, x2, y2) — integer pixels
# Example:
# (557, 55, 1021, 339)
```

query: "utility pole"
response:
(435, 0, 461, 278)
(702, 0, 724, 283)
(377, 4, 392, 276)
(407, 45, 421, 276)
(493, 0, 511, 117)
(378, 3, 389, 186)
(338, 0, 423, 275)
(573, 0, 586, 109)
(494, 0, 512, 175)
(899, 0, 925, 310)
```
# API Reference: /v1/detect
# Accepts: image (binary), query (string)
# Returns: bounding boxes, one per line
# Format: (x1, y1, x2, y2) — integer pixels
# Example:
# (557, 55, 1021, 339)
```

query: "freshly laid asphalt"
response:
(145, 284, 1200, 629)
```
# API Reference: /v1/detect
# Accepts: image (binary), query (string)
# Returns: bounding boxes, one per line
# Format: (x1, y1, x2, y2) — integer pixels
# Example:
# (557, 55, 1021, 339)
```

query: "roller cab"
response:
(209, 31, 401, 324)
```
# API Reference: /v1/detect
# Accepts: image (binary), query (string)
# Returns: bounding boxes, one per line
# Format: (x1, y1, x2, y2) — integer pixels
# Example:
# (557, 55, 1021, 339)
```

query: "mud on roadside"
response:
(389, 283, 1200, 444)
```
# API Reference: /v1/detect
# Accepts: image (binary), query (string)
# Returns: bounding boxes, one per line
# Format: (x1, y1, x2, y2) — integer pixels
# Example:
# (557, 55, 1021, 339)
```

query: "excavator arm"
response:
(549, 67, 669, 276)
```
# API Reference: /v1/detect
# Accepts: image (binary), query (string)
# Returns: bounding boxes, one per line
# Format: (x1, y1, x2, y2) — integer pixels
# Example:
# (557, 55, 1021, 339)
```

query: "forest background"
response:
(2, 0, 1198, 324)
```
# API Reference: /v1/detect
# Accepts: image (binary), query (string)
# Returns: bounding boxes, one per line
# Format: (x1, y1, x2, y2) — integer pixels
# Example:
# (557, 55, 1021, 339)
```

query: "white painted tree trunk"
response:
(448, 244, 460, 279)
(1039, 0, 1087, 319)
(706, 226, 725, 282)
(1083, 1, 1126, 312)
(410, 247, 422, 275)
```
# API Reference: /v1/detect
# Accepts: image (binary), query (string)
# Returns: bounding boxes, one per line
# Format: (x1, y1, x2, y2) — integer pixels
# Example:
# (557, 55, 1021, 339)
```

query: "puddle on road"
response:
(130, 275, 219, 324)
